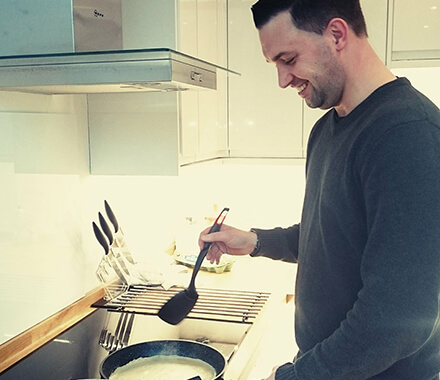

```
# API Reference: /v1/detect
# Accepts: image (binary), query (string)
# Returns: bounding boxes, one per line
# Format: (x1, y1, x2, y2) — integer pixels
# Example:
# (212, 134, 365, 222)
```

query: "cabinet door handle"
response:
(190, 71, 203, 83)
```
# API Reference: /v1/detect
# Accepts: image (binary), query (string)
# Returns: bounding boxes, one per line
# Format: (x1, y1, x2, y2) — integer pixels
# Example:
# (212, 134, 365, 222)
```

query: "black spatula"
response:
(158, 207, 229, 325)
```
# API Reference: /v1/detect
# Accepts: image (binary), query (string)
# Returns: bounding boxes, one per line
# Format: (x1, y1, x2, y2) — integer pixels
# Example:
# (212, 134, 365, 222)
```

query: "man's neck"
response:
(335, 39, 396, 117)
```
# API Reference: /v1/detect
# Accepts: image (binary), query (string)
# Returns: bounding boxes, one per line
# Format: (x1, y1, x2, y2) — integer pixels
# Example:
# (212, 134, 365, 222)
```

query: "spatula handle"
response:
(189, 208, 229, 288)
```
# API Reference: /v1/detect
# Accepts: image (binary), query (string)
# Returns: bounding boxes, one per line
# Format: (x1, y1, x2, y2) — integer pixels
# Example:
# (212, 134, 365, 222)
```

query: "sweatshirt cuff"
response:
(249, 228, 283, 257)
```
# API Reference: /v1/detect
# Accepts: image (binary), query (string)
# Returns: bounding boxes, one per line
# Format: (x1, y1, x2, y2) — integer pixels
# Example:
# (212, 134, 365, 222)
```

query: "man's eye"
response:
(285, 57, 296, 65)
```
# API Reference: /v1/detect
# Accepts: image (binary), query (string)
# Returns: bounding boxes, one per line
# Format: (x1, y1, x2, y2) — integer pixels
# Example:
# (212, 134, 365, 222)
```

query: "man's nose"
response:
(277, 65, 293, 89)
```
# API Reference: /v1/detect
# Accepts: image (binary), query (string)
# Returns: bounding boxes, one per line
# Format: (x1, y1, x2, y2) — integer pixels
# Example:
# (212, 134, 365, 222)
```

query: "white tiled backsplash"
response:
(0, 67, 439, 345)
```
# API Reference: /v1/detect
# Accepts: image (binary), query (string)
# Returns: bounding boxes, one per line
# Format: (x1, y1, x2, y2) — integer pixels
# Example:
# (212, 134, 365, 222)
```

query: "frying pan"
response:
(99, 340, 226, 379)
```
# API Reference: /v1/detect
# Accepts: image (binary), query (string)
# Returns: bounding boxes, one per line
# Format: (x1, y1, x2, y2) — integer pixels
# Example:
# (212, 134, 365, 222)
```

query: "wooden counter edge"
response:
(0, 286, 106, 374)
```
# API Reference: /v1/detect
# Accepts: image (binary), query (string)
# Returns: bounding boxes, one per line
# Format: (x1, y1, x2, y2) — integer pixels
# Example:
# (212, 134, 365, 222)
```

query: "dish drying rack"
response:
(93, 285, 270, 324)
(95, 235, 271, 324)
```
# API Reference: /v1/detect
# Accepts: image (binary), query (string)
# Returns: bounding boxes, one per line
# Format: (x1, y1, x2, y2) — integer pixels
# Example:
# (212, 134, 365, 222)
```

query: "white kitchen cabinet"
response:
(197, 70, 229, 160)
(180, 0, 229, 164)
(197, 0, 228, 161)
(181, 0, 227, 67)
(197, 0, 226, 66)
(179, 0, 199, 57)
(121, 0, 188, 53)
(362, 0, 440, 68)
(179, 92, 199, 164)
(228, 0, 304, 158)
(197, 0, 218, 63)
(180, 71, 228, 164)
(389, 0, 440, 66)
(122, 0, 226, 67)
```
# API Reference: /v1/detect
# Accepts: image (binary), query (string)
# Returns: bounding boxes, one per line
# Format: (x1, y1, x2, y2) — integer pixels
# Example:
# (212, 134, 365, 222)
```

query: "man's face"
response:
(258, 11, 345, 110)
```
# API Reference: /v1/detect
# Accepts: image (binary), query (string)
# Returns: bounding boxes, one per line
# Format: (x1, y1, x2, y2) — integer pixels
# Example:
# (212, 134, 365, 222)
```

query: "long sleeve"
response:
(250, 224, 300, 263)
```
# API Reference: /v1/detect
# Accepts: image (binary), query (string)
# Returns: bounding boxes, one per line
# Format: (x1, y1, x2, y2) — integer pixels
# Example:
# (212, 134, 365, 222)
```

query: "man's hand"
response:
(198, 224, 258, 264)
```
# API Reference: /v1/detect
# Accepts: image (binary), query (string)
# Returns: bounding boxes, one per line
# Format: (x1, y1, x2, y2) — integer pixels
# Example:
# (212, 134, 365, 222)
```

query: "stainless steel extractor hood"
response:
(0, 48, 236, 95)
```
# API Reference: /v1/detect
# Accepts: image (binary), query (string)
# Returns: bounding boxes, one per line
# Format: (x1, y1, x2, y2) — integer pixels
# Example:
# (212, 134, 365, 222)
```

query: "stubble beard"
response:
(305, 54, 345, 110)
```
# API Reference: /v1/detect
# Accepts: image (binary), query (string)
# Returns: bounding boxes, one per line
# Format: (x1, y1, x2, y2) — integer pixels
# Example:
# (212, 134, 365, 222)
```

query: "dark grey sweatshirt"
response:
(252, 78, 440, 379)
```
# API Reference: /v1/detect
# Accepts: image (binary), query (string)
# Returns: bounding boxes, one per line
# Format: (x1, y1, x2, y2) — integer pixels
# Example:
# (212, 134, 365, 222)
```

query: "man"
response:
(200, 0, 440, 379)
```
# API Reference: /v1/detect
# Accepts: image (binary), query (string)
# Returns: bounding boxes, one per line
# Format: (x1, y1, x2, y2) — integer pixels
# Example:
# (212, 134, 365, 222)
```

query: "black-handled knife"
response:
(99, 212, 130, 276)
(104, 200, 135, 265)
(99, 212, 114, 245)
(104, 200, 119, 233)
(92, 222, 109, 255)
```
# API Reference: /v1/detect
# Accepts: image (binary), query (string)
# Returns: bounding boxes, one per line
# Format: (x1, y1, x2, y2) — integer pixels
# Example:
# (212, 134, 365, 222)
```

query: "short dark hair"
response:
(251, 0, 368, 37)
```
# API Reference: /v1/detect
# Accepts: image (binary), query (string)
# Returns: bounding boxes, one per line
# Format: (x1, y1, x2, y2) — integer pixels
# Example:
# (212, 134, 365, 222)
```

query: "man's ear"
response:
(326, 18, 349, 51)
